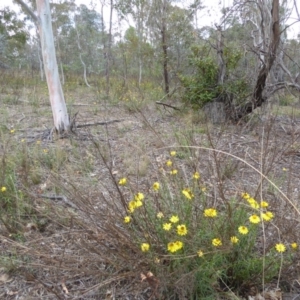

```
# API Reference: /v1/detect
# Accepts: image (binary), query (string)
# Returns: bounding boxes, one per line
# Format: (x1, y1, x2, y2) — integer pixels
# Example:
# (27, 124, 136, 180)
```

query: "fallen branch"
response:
(155, 101, 180, 111)
(76, 119, 125, 128)
(39, 194, 78, 210)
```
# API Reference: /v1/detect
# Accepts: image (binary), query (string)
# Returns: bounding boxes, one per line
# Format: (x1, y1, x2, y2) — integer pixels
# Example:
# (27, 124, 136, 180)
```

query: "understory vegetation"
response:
(1, 73, 300, 299)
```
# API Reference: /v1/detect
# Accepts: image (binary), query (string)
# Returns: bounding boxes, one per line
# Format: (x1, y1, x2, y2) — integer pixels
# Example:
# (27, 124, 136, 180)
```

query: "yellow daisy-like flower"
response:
(135, 192, 144, 201)
(118, 177, 127, 186)
(182, 188, 194, 200)
(291, 242, 298, 250)
(10, 129, 15, 134)
(163, 223, 172, 231)
(170, 151, 176, 156)
(275, 243, 286, 253)
(128, 200, 136, 213)
(157, 212, 164, 219)
(166, 160, 172, 167)
(135, 200, 143, 208)
(141, 243, 150, 252)
(241, 192, 250, 199)
(43, 149, 48, 153)
(1, 186, 7, 192)
(204, 208, 217, 218)
(201, 186, 207, 192)
(212, 238, 222, 247)
(249, 214, 261, 224)
(36, 140, 41, 145)
(193, 172, 200, 179)
(197, 250, 204, 257)
(168, 241, 183, 253)
(152, 182, 160, 191)
(170, 169, 178, 175)
(170, 215, 179, 223)
(262, 211, 274, 221)
(21, 139, 25, 143)
(248, 198, 259, 209)
(177, 224, 188, 236)
(238, 226, 249, 235)
(124, 216, 131, 223)
(260, 201, 269, 208)
(230, 236, 239, 244)
(282, 167, 287, 171)
(174, 241, 183, 250)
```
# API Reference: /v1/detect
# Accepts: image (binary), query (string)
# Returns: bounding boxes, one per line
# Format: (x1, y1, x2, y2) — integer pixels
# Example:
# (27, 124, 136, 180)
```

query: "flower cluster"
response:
(127, 192, 145, 213)
(168, 241, 183, 253)
(241, 192, 296, 253)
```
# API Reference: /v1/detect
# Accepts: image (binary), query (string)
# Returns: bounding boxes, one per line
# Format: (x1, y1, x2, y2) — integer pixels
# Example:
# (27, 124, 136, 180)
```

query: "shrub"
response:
(116, 150, 296, 298)
(180, 45, 250, 109)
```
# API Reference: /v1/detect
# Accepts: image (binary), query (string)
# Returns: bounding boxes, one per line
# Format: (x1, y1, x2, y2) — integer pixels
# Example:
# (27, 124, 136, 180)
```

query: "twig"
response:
(76, 119, 125, 128)
(155, 101, 180, 111)
(39, 194, 78, 210)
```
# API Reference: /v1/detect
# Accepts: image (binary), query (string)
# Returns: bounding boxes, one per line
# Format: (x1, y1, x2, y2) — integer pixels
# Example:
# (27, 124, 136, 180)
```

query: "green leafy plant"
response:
(117, 150, 296, 298)
(180, 45, 250, 109)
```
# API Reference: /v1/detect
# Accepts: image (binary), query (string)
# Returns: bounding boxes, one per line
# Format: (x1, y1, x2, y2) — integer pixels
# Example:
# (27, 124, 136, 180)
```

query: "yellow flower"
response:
(291, 242, 298, 250)
(157, 212, 164, 219)
(241, 192, 250, 199)
(124, 216, 131, 223)
(166, 160, 172, 167)
(177, 224, 188, 236)
(212, 238, 222, 247)
(204, 208, 217, 218)
(201, 186, 207, 192)
(36, 140, 41, 145)
(238, 226, 248, 235)
(170, 151, 176, 156)
(119, 177, 127, 185)
(43, 149, 48, 153)
(21, 139, 25, 143)
(174, 241, 183, 250)
(168, 241, 183, 253)
(1, 186, 7, 192)
(262, 211, 274, 221)
(282, 167, 287, 171)
(167, 242, 177, 253)
(152, 182, 160, 191)
(182, 188, 194, 200)
(135, 192, 144, 201)
(135, 200, 143, 208)
(197, 250, 204, 257)
(248, 198, 259, 209)
(170, 169, 178, 175)
(10, 129, 15, 133)
(230, 236, 239, 244)
(260, 201, 269, 208)
(163, 223, 172, 231)
(275, 243, 286, 253)
(193, 172, 200, 179)
(249, 214, 261, 224)
(141, 243, 150, 252)
(128, 200, 136, 213)
(170, 215, 179, 223)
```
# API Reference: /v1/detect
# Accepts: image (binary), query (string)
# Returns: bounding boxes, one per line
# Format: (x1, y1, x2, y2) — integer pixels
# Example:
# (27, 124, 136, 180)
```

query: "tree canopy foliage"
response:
(1, 0, 299, 121)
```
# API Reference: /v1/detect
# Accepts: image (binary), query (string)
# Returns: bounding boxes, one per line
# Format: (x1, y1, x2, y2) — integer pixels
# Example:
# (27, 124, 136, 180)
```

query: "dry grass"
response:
(1, 74, 300, 299)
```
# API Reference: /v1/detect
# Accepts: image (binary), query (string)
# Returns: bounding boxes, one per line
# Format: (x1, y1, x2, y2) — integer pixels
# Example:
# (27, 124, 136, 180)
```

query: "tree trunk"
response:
(161, 0, 169, 96)
(233, 0, 280, 121)
(105, 0, 114, 96)
(36, 0, 69, 132)
(15, 0, 70, 133)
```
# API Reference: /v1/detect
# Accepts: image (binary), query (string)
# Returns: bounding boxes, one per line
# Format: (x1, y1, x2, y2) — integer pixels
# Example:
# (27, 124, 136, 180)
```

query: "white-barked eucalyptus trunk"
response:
(15, 0, 70, 133)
